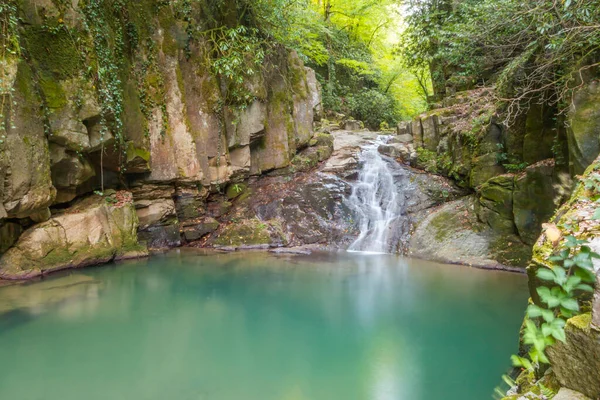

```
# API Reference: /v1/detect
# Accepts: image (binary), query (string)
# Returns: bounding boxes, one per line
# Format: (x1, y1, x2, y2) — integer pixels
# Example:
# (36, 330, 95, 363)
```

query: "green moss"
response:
(126, 142, 150, 162)
(213, 219, 273, 246)
(568, 312, 592, 331)
(38, 74, 67, 109)
(14, 61, 37, 104)
(225, 183, 248, 200)
(22, 27, 82, 80)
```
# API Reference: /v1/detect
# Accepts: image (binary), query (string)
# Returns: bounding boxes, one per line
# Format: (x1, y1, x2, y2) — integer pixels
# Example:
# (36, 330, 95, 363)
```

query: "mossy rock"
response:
(225, 183, 248, 200)
(212, 219, 286, 248)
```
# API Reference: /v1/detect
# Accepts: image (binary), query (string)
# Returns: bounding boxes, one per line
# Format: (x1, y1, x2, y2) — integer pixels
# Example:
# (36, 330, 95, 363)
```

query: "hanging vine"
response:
(81, 0, 128, 190)
(0, 0, 20, 150)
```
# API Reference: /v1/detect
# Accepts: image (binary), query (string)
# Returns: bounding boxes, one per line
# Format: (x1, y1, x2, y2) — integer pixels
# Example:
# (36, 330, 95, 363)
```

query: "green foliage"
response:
(0, 0, 19, 146)
(202, 25, 265, 107)
(513, 235, 598, 371)
(345, 89, 398, 130)
(496, 144, 528, 173)
(401, 0, 600, 120)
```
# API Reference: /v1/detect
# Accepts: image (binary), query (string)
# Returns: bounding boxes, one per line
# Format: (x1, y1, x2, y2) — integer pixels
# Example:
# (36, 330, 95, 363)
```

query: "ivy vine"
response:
(0, 0, 20, 149)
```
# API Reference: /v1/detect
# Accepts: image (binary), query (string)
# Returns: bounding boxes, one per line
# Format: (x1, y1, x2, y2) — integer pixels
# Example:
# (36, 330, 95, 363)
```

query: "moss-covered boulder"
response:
(470, 153, 505, 188)
(547, 314, 600, 399)
(209, 218, 287, 248)
(513, 161, 559, 245)
(0, 192, 145, 280)
(476, 174, 516, 234)
(409, 195, 529, 268)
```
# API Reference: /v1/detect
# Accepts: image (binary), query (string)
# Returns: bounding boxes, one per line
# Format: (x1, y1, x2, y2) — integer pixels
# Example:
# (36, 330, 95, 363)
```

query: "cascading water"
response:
(347, 136, 404, 254)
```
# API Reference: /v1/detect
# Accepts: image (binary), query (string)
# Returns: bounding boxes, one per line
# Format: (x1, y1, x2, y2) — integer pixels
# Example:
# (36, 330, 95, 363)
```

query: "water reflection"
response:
(0, 251, 528, 400)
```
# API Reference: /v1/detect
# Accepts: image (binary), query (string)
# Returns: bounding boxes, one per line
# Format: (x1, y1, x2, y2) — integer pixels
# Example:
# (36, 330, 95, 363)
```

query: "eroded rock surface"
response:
(0, 193, 145, 280)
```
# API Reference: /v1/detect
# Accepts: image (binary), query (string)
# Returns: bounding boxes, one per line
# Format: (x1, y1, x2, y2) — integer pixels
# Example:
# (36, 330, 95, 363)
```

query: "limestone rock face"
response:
(0, 193, 144, 280)
(49, 143, 95, 204)
(547, 314, 600, 399)
(225, 101, 266, 149)
(1, 62, 56, 220)
(513, 162, 559, 245)
(594, 271, 600, 330)
(0, 222, 22, 254)
(553, 388, 592, 400)
(568, 80, 600, 175)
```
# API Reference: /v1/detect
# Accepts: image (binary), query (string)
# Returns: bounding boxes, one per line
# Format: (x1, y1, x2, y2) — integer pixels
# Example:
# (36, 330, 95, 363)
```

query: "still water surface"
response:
(0, 250, 528, 400)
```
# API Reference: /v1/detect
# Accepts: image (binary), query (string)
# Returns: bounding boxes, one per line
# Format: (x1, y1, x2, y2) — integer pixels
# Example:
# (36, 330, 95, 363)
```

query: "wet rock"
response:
(182, 217, 219, 241)
(0, 193, 144, 280)
(409, 196, 530, 269)
(138, 224, 181, 249)
(208, 218, 286, 248)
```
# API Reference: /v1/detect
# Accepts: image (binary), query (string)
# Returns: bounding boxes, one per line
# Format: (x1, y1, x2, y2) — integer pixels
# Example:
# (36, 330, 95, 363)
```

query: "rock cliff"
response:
(0, 0, 324, 278)
(397, 83, 600, 268)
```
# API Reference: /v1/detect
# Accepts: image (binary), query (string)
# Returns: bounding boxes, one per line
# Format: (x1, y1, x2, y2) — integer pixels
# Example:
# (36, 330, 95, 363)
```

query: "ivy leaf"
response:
(592, 208, 600, 220)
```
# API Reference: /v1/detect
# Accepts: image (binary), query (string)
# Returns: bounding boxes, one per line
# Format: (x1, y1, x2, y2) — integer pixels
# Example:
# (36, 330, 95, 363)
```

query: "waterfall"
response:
(347, 136, 404, 254)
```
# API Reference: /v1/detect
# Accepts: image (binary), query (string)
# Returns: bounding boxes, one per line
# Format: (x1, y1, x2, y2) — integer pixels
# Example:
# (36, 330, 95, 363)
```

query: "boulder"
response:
(0, 193, 144, 279)
(305, 67, 322, 120)
(396, 121, 412, 136)
(421, 115, 440, 151)
(341, 120, 362, 131)
(378, 143, 415, 164)
(470, 153, 505, 188)
(547, 313, 600, 399)
(513, 162, 557, 245)
(181, 217, 219, 241)
(409, 196, 531, 269)
(477, 174, 516, 234)
(208, 218, 287, 248)
(250, 74, 293, 174)
(553, 388, 592, 400)
(392, 134, 414, 144)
